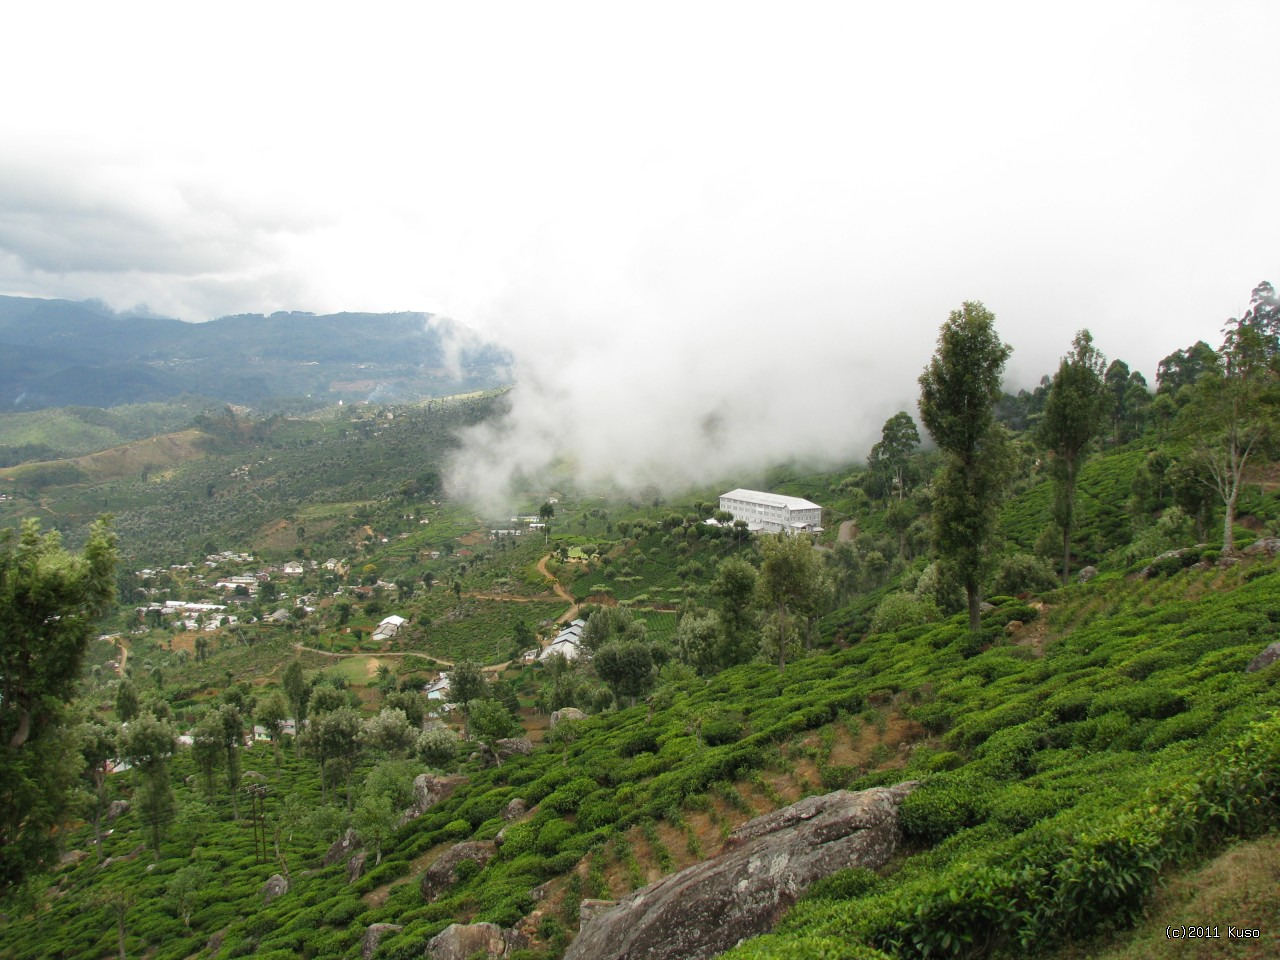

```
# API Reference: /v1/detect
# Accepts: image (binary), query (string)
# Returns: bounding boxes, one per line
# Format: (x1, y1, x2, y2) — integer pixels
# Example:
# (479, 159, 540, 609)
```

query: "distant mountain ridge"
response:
(0, 296, 511, 410)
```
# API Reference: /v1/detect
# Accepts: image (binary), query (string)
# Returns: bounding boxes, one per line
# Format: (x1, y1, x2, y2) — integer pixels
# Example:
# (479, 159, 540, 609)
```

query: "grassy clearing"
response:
(1046, 835, 1280, 960)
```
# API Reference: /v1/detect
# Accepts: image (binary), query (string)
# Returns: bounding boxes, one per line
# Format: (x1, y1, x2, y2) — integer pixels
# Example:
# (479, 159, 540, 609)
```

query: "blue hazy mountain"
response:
(0, 296, 510, 410)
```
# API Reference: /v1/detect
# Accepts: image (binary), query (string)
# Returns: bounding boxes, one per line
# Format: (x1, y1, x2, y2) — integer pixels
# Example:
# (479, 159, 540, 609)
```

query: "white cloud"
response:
(0, 2, 1276, 503)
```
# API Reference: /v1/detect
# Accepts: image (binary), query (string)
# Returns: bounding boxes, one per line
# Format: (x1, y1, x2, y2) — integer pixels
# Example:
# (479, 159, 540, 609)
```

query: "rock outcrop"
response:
(1077, 565, 1098, 583)
(502, 797, 528, 821)
(101, 843, 145, 868)
(550, 707, 586, 729)
(579, 898, 617, 926)
(323, 828, 361, 868)
(564, 782, 916, 960)
(398, 773, 465, 827)
(360, 923, 402, 960)
(495, 737, 533, 759)
(261, 873, 289, 904)
(425, 922, 523, 960)
(1247, 641, 1280, 673)
(105, 800, 130, 821)
(346, 851, 367, 883)
(1244, 537, 1280, 557)
(420, 841, 497, 901)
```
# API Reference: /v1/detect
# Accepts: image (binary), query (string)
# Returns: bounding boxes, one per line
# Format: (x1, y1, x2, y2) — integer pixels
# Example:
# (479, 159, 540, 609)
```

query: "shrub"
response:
(544, 777, 597, 813)
(801, 867, 882, 902)
(321, 897, 365, 925)
(726, 935, 894, 960)
(620, 730, 658, 757)
(702, 714, 745, 746)
(578, 795, 621, 830)
(898, 774, 991, 844)
(869, 593, 939, 635)
(988, 553, 1060, 597)
(443, 818, 472, 839)
(498, 823, 537, 859)
(536, 819, 576, 856)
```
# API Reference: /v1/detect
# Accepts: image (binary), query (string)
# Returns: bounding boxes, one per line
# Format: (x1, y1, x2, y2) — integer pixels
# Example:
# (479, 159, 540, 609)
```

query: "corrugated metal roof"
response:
(719, 488, 822, 511)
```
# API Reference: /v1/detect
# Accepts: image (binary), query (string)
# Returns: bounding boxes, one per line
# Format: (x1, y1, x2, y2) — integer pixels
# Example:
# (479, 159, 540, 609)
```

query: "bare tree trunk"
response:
(1224, 489, 1238, 554)
(776, 604, 787, 673)
(9, 709, 30, 749)
(966, 583, 981, 633)
(1059, 465, 1077, 585)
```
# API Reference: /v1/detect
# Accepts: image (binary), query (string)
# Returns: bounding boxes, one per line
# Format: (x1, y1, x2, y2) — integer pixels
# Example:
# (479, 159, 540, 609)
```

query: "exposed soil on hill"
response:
(362, 840, 454, 909)
(536, 553, 580, 623)
(1007, 601, 1051, 657)
(0, 428, 212, 485)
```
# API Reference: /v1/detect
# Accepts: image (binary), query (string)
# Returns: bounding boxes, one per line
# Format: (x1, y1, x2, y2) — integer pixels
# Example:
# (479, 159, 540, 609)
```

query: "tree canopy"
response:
(0, 518, 116, 891)
(918, 302, 1012, 630)
(1040, 329, 1109, 582)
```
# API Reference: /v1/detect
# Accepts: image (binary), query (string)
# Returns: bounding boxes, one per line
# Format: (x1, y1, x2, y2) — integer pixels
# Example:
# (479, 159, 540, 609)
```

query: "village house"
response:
(252, 719, 296, 742)
(539, 619, 586, 662)
(372, 614, 407, 641)
(424, 673, 450, 700)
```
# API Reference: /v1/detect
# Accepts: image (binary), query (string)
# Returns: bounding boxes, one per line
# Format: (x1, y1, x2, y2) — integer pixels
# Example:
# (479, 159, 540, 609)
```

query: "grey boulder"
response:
(564, 782, 916, 960)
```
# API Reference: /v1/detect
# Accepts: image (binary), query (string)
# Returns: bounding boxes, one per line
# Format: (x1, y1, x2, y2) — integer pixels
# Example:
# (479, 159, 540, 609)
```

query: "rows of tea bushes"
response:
(999, 446, 1146, 563)
(220, 560, 1280, 959)
(6, 553, 1279, 960)
(723, 562, 1280, 958)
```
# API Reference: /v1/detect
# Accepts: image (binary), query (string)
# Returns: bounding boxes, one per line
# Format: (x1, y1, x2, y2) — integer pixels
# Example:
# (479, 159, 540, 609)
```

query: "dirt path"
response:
(461, 592, 546, 603)
(292, 554, 581, 678)
(114, 637, 129, 675)
(291, 642, 452, 666)
(291, 644, 516, 676)
(536, 553, 580, 623)
(838, 520, 859, 542)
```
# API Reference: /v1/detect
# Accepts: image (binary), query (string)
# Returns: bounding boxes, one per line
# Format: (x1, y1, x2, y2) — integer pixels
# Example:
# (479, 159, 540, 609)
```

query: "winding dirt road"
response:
(290, 553, 581, 677)
(535, 553, 579, 623)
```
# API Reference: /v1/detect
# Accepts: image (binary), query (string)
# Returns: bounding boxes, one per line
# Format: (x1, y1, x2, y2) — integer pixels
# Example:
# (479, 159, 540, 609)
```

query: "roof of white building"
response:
(720, 489, 822, 511)
(539, 637, 583, 661)
(379, 615, 407, 628)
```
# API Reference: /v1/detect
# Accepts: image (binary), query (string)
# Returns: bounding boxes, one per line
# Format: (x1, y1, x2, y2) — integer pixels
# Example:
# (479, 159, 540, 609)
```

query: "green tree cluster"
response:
(0, 518, 116, 891)
(918, 303, 1012, 630)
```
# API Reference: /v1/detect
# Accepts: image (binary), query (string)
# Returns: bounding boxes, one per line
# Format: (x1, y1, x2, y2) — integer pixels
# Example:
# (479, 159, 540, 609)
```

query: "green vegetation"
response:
(4, 281, 1280, 960)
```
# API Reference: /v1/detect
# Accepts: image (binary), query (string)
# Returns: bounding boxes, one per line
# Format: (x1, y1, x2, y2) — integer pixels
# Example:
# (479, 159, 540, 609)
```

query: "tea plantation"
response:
(5, 552, 1279, 959)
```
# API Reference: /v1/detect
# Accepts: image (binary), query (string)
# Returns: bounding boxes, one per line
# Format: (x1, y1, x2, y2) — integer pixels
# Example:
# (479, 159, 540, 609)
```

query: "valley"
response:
(2, 293, 1280, 960)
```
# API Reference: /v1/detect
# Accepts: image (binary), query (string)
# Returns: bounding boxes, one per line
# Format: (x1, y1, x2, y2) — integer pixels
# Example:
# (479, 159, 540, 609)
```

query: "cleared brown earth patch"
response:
(362, 840, 453, 908)
(521, 707, 550, 744)
(168, 631, 197, 655)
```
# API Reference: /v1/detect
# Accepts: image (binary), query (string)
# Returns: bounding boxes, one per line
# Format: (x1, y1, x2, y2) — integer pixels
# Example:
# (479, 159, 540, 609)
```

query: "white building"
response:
(424, 673, 451, 700)
(372, 614, 407, 641)
(718, 488, 823, 534)
(539, 619, 586, 662)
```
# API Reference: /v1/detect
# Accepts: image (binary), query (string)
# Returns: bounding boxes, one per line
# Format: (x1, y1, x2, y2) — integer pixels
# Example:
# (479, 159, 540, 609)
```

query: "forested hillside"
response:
(0, 296, 510, 411)
(2, 284, 1279, 960)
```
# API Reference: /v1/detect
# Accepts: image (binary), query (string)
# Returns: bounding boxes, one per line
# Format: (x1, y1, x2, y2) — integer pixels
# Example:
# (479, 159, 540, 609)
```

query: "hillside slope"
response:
(9, 554, 1280, 960)
(0, 296, 510, 411)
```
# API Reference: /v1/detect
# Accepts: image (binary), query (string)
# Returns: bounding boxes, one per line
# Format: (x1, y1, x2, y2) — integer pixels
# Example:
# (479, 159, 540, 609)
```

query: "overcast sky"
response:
(3, 3, 1277, 501)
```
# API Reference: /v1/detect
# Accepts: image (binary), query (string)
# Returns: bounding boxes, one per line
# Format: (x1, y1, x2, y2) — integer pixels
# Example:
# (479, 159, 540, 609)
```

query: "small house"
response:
(424, 673, 450, 700)
(372, 614, 407, 641)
